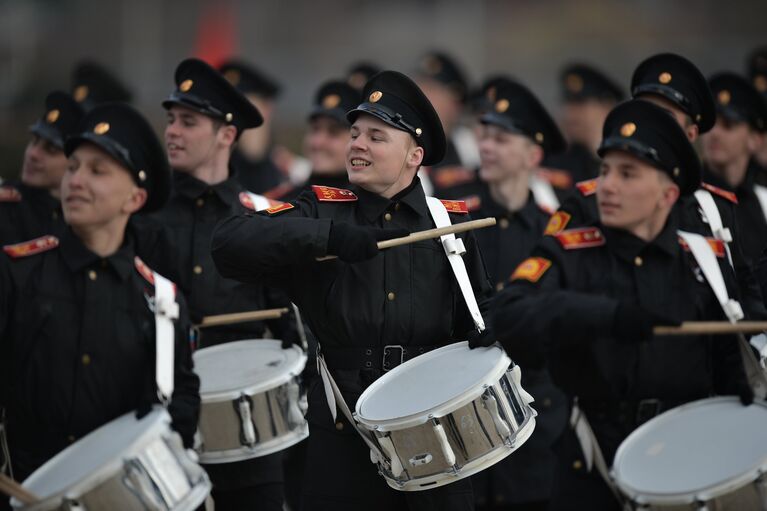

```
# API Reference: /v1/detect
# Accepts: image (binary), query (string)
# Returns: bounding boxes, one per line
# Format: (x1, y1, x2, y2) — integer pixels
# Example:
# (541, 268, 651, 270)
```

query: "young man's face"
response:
(21, 134, 68, 192)
(164, 105, 224, 172)
(702, 116, 759, 172)
(478, 124, 539, 183)
(62, 143, 145, 228)
(347, 114, 421, 196)
(597, 151, 676, 232)
(560, 99, 613, 146)
(304, 116, 350, 175)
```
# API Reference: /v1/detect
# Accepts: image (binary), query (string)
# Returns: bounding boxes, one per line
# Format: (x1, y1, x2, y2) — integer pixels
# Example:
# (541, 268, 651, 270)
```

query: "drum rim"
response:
(15, 408, 173, 505)
(355, 342, 512, 430)
(611, 396, 767, 504)
(197, 422, 309, 464)
(194, 339, 307, 398)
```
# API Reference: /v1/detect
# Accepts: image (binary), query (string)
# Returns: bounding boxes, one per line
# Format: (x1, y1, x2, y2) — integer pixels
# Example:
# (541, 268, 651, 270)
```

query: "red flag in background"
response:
(193, 0, 238, 67)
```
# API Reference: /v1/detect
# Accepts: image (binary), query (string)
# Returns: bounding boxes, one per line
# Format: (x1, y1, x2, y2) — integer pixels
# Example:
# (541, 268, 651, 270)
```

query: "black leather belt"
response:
(320, 344, 441, 372)
(579, 398, 685, 428)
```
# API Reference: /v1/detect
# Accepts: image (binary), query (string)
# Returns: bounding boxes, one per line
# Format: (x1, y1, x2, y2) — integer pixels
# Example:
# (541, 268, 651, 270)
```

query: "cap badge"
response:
(180, 79, 194, 92)
(659, 72, 672, 84)
(46, 109, 60, 123)
(322, 94, 341, 109)
(620, 122, 636, 137)
(223, 69, 241, 86)
(717, 90, 731, 105)
(495, 98, 509, 113)
(369, 91, 383, 103)
(348, 72, 366, 90)
(93, 122, 110, 135)
(73, 85, 89, 102)
(535, 132, 544, 143)
(565, 73, 583, 93)
(755, 75, 767, 93)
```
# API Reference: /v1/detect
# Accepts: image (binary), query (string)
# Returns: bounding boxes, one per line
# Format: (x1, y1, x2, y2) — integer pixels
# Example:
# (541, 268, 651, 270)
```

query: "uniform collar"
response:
(172, 169, 241, 203)
(60, 227, 135, 281)
(354, 177, 430, 222)
(603, 208, 681, 262)
(479, 182, 541, 228)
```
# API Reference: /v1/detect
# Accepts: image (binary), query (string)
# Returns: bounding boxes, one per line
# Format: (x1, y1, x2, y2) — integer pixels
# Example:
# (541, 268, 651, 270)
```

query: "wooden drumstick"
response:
(654, 321, 767, 336)
(317, 217, 497, 261)
(0, 473, 39, 505)
(196, 307, 290, 328)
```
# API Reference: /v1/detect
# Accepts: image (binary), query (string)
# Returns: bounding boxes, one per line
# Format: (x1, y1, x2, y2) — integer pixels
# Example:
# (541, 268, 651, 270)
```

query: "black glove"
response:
(135, 401, 152, 420)
(327, 222, 409, 262)
(612, 302, 681, 343)
(467, 327, 496, 349)
(738, 385, 755, 406)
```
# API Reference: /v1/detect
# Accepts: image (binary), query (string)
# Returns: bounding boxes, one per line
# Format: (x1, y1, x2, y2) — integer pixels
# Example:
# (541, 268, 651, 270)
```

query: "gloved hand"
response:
(468, 327, 495, 349)
(738, 384, 755, 406)
(612, 302, 681, 343)
(327, 222, 409, 262)
(135, 401, 152, 420)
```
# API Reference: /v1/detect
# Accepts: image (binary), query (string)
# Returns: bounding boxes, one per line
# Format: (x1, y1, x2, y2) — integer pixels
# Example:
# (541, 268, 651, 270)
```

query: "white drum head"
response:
(22, 408, 170, 499)
(355, 342, 510, 428)
(612, 397, 767, 503)
(194, 340, 306, 400)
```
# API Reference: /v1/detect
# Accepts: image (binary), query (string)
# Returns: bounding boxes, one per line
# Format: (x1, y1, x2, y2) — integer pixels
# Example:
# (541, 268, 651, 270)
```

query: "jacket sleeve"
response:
(491, 242, 618, 366)
(167, 291, 201, 449)
(211, 191, 332, 287)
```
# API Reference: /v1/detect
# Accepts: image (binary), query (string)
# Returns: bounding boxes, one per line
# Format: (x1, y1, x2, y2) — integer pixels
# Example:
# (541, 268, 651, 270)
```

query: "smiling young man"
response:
(0, 103, 199, 511)
(0, 91, 83, 244)
(212, 70, 492, 510)
(489, 99, 751, 510)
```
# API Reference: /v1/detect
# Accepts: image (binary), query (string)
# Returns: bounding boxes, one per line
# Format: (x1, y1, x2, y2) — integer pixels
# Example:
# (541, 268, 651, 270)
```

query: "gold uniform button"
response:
(193, 265, 203, 275)
(634, 256, 643, 267)
(81, 354, 91, 366)
(543, 397, 552, 408)
(387, 292, 396, 301)
(88, 270, 97, 281)
(384, 213, 392, 221)
(196, 198, 205, 207)
(67, 435, 76, 443)
(499, 218, 510, 229)
(573, 460, 583, 470)
(495, 282, 504, 292)
(335, 421, 344, 431)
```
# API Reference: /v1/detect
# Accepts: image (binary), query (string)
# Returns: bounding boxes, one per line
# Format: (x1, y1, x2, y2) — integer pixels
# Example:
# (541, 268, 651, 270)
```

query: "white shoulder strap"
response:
(425, 197, 485, 331)
(152, 271, 178, 404)
(693, 189, 734, 268)
(418, 168, 435, 196)
(754, 185, 767, 223)
(678, 230, 743, 323)
(529, 175, 560, 213)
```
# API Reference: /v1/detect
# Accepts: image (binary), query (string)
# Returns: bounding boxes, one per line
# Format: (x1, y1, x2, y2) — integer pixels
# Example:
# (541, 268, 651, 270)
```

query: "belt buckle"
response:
(635, 398, 661, 425)
(382, 345, 404, 372)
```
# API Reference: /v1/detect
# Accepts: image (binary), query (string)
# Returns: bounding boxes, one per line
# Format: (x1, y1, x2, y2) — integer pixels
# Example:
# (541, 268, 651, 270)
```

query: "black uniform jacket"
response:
(0, 182, 64, 244)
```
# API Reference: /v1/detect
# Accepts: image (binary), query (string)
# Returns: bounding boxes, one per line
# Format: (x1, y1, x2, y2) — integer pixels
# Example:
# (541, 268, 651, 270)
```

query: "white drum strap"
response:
(569, 402, 626, 506)
(316, 352, 386, 462)
(425, 197, 485, 331)
(693, 190, 734, 268)
(678, 231, 743, 323)
(245, 192, 274, 212)
(529, 175, 560, 214)
(152, 271, 178, 404)
(418, 168, 435, 197)
(754, 185, 767, 224)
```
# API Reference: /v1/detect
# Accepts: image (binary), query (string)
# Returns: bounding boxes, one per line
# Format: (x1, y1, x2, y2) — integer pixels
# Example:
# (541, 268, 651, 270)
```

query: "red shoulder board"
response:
(432, 166, 475, 189)
(312, 185, 358, 202)
(263, 182, 296, 200)
(678, 237, 726, 258)
(238, 191, 283, 211)
(461, 194, 482, 212)
(0, 186, 22, 202)
(134, 256, 155, 285)
(3, 235, 59, 258)
(701, 182, 738, 204)
(544, 210, 572, 236)
(265, 202, 295, 215)
(537, 168, 573, 189)
(575, 179, 598, 197)
(439, 199, 469, 214)
(510, 257, 552, 283)
(554, 227, 605, 250)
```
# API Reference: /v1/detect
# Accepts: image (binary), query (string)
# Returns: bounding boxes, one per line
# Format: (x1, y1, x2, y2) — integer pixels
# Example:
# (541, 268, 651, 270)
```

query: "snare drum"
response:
(354, 341, 536, 491)
(194, 339, 308, 464)
(12, 408, 210, 510)
(612, 397, 767, 510)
